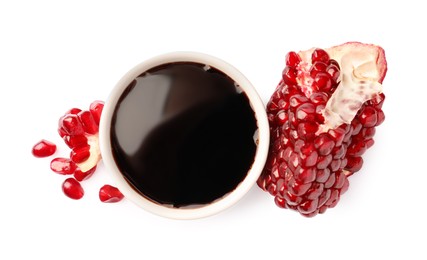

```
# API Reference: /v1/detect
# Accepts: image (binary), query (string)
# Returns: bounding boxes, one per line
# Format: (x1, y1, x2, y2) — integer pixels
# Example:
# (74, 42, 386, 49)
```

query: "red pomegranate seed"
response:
(345, 156, 363, 172)
(359, 106, 378, 127)
(282, 67, 298, 85)
(313, 72, 332, 92)
(89, 100, 104, 126)
(59, 114, 84, 136)
(32, 139, 56, 158)
(70, 145, 91, 163)
(311, 48, 330, 63)
(62, 178, 84, 200)
(74, 166, 96, 181)
(99, 185, 124, 203)
(50, 157, 76, 175)
(286, 51, 301, 67)
(63, 135, 87, 149)
(326, 63, 340, 83)
(78, 110, 98, 134)
(314, 135, 335, 155)
(309, 61, 328, 78)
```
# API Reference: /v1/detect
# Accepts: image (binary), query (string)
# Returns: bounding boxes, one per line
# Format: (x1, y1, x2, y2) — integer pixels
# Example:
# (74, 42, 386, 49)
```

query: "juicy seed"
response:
(59, 114, 84, 136)
(99, 185, 124, 203)
(78, 110, 98, 134)
(32, 139, 57, 158)
(286, 51, 302, 67)
(74, 166, 97, 181)
(89, 100, 104, 126)
(311, 48, 330, 63)
(282, 67, 298, 85)
(50, 157, 77, 175)
(62, 178, 84, 200)
(70, 145, 91, 163)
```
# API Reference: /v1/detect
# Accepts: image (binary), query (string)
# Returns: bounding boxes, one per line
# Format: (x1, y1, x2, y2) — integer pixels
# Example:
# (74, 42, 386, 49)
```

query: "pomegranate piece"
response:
(58, 100, 104, 172)
(32, 139, 57, 158)
(50, 157, 77, 175)
(99, 185, 124, 203)
(62, 178, 84, 200)
(258, 42, 387, 217)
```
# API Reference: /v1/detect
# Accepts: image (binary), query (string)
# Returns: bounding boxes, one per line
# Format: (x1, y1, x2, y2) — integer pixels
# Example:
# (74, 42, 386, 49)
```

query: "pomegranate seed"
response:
(311, 48, 330, 63)
(309, 61, 328, 78)
(63, 135, 87, 149)
(99, 185, 124, 203)
(294, 167, 317, 184)
(313, 72, 332, 92)
(365, 139, 375, 148)
(285, 51, 301, 67)
(70, 145, 91, 163)
(298, 198, 319, 214)
(62, 178, 84, 200)
(275, 110, 288, 126)
(282, 67, 298, 85)
(361, 126, 375, 138)
(316, 154, 333, 170)
(316, 168, 331, 183)
(274, 196, 287, 208)
(314, 135, 335, 155)
(318, 189, 331, 207)
(310, 92, 328, 104)
(32, 139, 56, 158)
(345, 156, 363, 172)
(347, 141, 367, 157)
(283, 191, 303, 206)
(306, 183, 324, 200)
(89, 100, 104, 126)
(59, 114, 84, 136)
(78, 110, 98, 134)
(50, 157, 76, 175)
(326, 63, 340, 83)
(289, 94, 309, 108)
(296, 103, 315, 121)
(74, 166, 97, 181)
(359, 106, 378, 127)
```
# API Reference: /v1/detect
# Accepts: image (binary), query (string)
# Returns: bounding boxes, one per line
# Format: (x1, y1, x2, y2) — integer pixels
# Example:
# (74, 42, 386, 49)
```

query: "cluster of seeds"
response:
(257, 48, 385, 217)
(32, 101, 124, 202)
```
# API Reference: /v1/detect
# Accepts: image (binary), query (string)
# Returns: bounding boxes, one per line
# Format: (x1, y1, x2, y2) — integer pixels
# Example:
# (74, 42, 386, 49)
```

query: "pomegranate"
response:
(99, 185, 124, 203)
(257, 42, 387, 217)
(50, 157, 77, 175)
(32, 139, 56, 157)
(58, 100, 104, 172)
(62, 178, 84, 200)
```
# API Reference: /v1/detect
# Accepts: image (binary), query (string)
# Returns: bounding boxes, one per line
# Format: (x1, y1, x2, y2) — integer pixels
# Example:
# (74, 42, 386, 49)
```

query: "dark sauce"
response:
(110, 62, 257, 207)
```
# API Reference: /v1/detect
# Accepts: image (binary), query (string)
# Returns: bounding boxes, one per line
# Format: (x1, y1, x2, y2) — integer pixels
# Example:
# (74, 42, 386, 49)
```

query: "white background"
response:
(1, 1, 426, 259)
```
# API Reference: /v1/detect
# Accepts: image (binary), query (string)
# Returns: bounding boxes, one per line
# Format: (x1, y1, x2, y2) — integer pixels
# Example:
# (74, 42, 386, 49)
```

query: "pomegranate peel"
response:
(258, 42, 387, 217)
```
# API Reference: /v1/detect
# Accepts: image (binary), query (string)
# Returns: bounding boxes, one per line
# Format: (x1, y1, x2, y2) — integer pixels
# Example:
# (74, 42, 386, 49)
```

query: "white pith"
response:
(297, 44, 384, 132)
(76, 134, 101, 172)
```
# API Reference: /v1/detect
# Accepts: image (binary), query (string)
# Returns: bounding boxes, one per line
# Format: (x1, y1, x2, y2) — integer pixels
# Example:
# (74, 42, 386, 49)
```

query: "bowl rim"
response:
(99, 51, 269, 219)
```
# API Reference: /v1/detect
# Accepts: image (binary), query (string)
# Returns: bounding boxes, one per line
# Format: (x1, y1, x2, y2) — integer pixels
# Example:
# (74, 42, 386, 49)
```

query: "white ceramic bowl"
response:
(99, 52, 269, 219)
